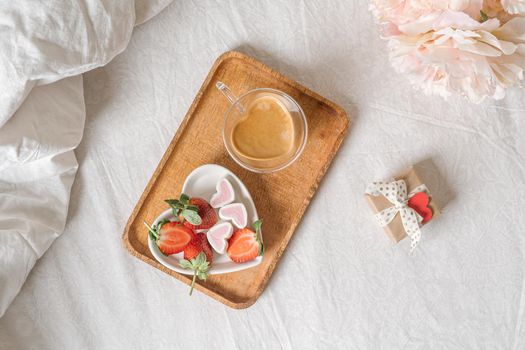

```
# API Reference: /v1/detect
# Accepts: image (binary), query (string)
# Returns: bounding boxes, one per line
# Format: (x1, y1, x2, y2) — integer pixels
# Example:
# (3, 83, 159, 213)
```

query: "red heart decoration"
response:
(407, 192, 433, 224)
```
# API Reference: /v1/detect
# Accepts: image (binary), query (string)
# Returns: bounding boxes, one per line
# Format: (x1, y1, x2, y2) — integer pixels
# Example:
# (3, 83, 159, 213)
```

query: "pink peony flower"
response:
(371, 0, 525, 102)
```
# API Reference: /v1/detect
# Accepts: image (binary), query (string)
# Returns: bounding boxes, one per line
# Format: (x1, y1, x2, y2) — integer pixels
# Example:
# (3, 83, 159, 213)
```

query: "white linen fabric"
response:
(1, 1, 525, 349)
(0, 0, 172, 318)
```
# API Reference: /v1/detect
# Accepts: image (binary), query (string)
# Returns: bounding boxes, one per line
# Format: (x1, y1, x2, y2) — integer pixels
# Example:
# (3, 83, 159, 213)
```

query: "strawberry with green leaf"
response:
(166, 194, 218, 230)
(179, 252, 210, 295)
(144, 220, 195, 256)
(165, 194, 202, 225)
(227, 219, 264, 263)
(184, 198, 218, 230)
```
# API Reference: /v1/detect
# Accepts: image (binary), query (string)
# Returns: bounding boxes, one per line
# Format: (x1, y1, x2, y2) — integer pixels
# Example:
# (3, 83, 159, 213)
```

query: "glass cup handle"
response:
(216, 81, 245, 113)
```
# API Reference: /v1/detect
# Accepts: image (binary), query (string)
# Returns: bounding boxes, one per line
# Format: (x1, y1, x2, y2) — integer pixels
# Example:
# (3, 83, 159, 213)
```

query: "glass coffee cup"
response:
(216, 81, 308, 173)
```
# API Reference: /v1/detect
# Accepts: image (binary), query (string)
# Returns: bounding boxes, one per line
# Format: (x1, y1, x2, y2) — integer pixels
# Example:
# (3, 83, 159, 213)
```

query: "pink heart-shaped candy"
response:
(210, 178, 235, 208)
(206, 222, 234, 254)
(219, 203, 248, 228)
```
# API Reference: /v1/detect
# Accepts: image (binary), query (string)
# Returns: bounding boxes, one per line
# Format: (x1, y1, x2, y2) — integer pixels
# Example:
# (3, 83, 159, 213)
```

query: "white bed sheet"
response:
(1, 1, 524, 349)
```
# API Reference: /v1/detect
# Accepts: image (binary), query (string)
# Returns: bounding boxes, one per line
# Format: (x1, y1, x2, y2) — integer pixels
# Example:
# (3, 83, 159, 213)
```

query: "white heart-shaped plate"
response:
(148, 164, 263, 275)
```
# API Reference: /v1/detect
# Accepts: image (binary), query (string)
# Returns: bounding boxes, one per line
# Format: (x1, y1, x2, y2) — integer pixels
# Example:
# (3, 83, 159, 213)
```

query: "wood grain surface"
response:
(122, 51, 349, 308)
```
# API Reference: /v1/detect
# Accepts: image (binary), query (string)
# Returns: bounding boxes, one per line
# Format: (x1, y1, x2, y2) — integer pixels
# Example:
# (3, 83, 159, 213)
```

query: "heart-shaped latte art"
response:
(231, 96, 294, 160)
(219, 203, 248, 228)
(407, 192, 433, 224)
(206, 222, 234, 254)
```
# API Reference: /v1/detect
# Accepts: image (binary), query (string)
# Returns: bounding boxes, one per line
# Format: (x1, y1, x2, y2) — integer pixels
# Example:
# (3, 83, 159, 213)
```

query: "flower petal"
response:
(502, 0, 525, 15)
(493, 16, 525, 43)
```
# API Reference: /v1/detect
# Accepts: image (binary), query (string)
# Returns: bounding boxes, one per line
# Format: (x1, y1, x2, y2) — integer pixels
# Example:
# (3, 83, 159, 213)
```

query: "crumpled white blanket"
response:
(0, 0, 172, 317)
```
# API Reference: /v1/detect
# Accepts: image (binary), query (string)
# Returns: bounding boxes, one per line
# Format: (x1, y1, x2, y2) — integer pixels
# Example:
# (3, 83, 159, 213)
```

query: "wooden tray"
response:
(123, 51, 349, 308)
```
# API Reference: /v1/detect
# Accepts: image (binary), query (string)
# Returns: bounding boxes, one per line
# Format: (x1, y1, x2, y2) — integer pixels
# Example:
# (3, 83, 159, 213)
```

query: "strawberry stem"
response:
(189, 271, 197, 296)
(143, 221, 159, 240)
(179, 253, 209, 296)
(253, 219, 264, 256)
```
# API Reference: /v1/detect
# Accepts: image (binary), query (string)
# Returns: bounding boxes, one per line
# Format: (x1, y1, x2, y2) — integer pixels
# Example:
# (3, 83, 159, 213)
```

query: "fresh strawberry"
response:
(184, 198, 218, 230)
(184, 233, 213, 263)
(165, 194, 202, 225)
(144, 220, 194, 255)
(227, 220, 264, 263)
(183, 235, 203, 260)
(198, 233, 214, 263)
(165, 194, 218, 230)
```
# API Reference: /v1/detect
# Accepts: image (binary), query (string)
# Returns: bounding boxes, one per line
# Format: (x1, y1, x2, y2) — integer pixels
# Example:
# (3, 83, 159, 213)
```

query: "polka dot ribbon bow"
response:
(366, 180, 429, 252)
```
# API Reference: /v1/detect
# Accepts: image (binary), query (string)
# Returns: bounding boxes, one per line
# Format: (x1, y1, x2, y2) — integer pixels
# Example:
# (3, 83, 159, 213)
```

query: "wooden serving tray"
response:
(123, 51, 349, 308)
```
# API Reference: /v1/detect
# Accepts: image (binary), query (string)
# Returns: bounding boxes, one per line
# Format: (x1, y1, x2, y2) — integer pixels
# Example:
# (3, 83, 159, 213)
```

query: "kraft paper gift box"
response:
(364, 166, 440, 243)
